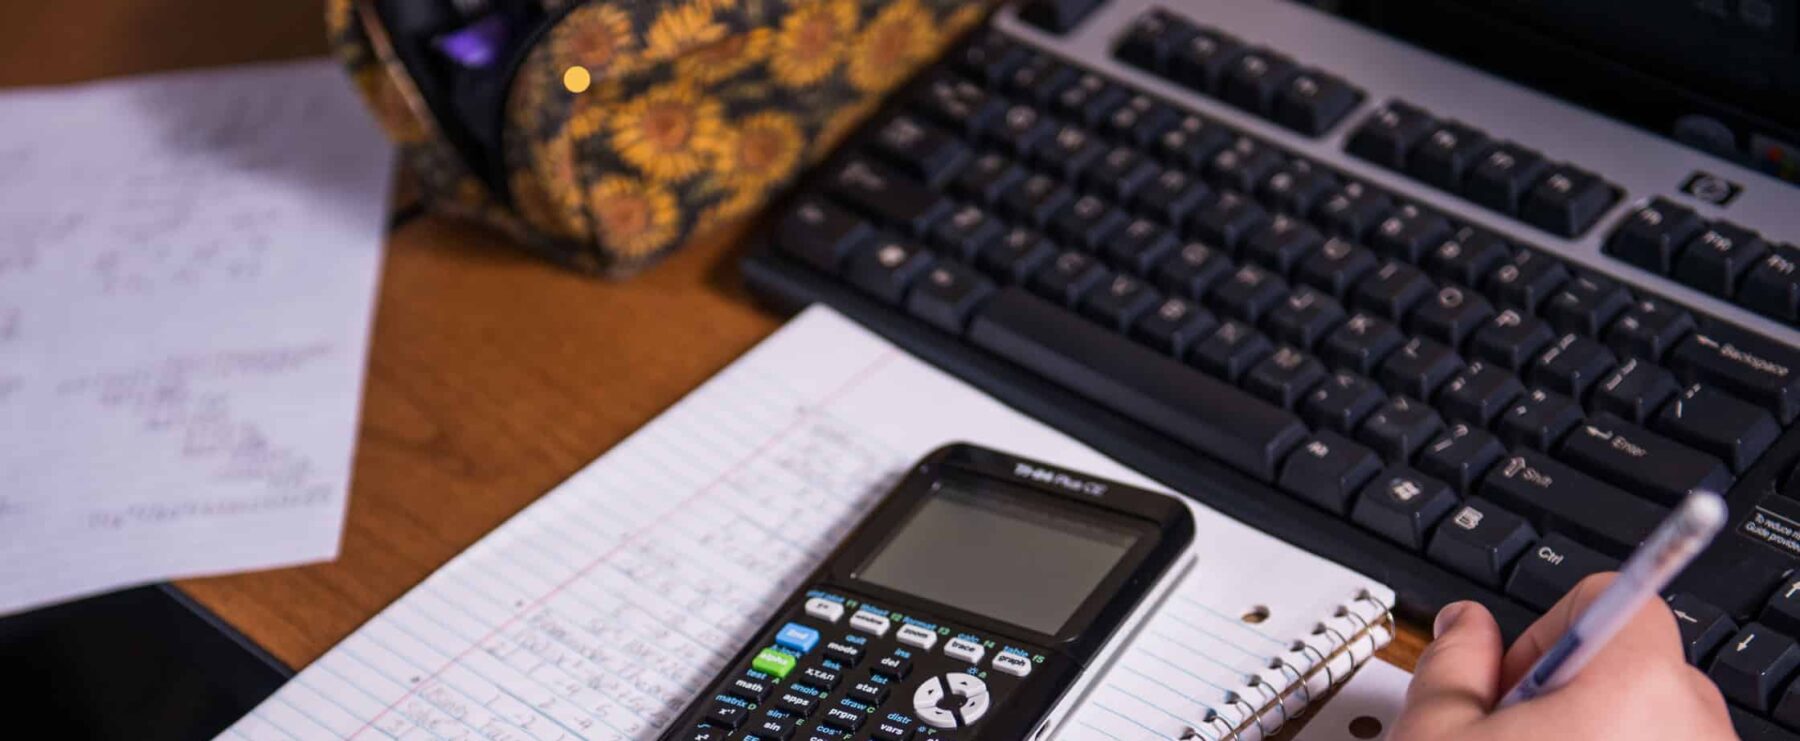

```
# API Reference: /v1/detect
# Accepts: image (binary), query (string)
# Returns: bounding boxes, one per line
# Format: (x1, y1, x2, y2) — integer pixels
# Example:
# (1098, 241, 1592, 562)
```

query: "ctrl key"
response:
(1712, 623, 1800, 713)
(1503, 533, 1617, 611)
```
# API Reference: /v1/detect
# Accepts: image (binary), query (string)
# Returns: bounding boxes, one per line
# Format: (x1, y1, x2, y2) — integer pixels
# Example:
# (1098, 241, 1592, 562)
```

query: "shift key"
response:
(1480, 449, 1668, 558)
(1557, 413, 1733, 506)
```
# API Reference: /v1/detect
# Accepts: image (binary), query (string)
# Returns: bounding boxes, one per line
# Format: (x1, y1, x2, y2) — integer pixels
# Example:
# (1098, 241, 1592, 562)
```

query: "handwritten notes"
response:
(223, 308, 1389, 740)
(0, 59, 393, 614)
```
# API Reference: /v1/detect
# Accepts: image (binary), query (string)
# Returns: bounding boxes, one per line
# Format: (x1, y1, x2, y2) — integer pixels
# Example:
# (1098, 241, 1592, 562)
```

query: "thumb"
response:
(1394, 601, 1505, 740)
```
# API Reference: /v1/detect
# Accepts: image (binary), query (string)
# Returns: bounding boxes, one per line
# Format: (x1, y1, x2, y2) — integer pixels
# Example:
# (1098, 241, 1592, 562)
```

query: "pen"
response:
(1496, 490, 1728, 708)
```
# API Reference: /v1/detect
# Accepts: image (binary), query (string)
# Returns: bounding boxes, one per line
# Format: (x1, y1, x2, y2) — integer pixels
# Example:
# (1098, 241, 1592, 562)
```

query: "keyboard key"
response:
(1710, 624, 1800, 713)
(1079, 273, 1160, 330)
(1168, 27, 1247, 93)
(1190, 190, 1272, 252)
(1346, 101, 1437, 169)
(1273, 69, 1362, 136)
(1605, 298, 1696, 361)
(1245, 346, 1330, 409)
(1370, 205, 1454, 263)
(1606, 197, 1705, 275)
(1558, 413, 1732, 506)
(1018, 0, 1105, 33)
(1221, 48, 1299, 114)
(1496, 388, 1582, 451)
(970, 288, 1309, 481)
(1654, 383, 1780, 473)
(1296, 369, 1384, 431)
(1427, 497, 1537, 588)
(1192, 319, 1276, 382)
(1279, 431, 1384, 514)
(1438, 361, 1526, 427)
(978, 227, 1056, 284)
(1481, 450, 1667, 557)
(1053, 72, 1128, 128)
(1104, 218, 1180, 274)
(989, 104, 1058, 159)
(1035, 125, 1109, 182)
(1295, 237, 1380, 299)
(1762, 578, 1800, 637)
(1741, 244, 1800, 322)
(1085, 146, 1161, 202)
(1104, 95, 1181, 147)
(1424, 227, 1512, 287)
(1155, 114, 1233, 171)
(871, 115, 970, 188)
(1667, 593, 1738, 666)
(1005, 53, 1077, 105)
(1675, 222, 1771, 298)
(1133, 297, 1218, 356)
(1469, 310, 1556, 371)
(1527, 333, 1617, 400)
(1263, 286, 1346, 349)
(1542, 274, 1632, 337)
(1134, 167, 1213, 225)
(1378, 336, 1465, 399)
(1350, 260, 1435, 322)
(1409, 285, 1496, 348)
(1668, 325, 1800, 424)
(1114, 9, 1193, 71)
(829, 158, 952, 237)
(776, 197, 876, 273)
(1357, 395, 1444, 462)
(1049, 193, 1128, 251)
(954, 151, 1026, 207)
(846, 238, 935, 303)
(1204, 138, 1285, 195)
(1030, 250, 1109, 306)
(1351, 467, 1458, 549)
(1520, 164, 1618, 237)
(1243, 215, 1325, 275)
(1320, 313, 1406, 375)
(906, 261, 995, 333)
(1485, 250, 1570, 313)
(1155, 241, 1234, 299)
(1463, 141, 1550, 215)
(1313, 181, 1395, 240)
(1406, 121, 1492, 191)
(1505, 533, 1618, 610)
(1209, 264, 1289, 324)
(911, 71, 1006, 138)
(1258, 160, 1339, 216)
(930, 204, 1005, 261)
(1000, 172, 1076, 228)
(1590, 357, 1681, 424)
(1418, 423, 1506, 493)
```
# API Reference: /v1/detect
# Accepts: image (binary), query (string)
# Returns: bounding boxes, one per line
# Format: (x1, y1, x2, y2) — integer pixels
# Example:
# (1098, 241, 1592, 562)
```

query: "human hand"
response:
(1391, 573, 1735, 740)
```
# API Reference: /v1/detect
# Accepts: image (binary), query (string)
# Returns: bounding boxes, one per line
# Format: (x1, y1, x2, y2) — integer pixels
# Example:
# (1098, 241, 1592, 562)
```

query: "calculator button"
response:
(874, 654, 913, 679)
(705, 702, 751, 729)
(896, 623, 939, 650)
(945, 673, 987, 696)
(682, 726, 726, 741)
(822, 703, 869, 731)
(850, 611, 893, 637)
(823, 640, 865, 666)
(958, 686, 992, 724)
(912, 678, 958, 729)
(804, 598, 845, 623)
(848, 679, 890, 705)
(871, 720, 916, 741)
(774, 690, 818, 717)
(745, 714, 797, 740)
(992, 651, 1033, 677)
(752, 648, 798, 680)
(776, 623, 821, 654)
(944, 636, 986, 663)
(799, 665, 842, 690)
(729, 675, 772, 702)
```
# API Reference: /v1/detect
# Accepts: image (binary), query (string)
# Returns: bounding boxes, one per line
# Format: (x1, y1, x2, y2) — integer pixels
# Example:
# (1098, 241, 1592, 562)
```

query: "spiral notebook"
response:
(222, 306, 1395, 741)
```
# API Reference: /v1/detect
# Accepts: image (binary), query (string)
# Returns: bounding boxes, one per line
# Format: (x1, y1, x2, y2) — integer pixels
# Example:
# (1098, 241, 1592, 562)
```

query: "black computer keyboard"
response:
(742, 1, 1800, 736)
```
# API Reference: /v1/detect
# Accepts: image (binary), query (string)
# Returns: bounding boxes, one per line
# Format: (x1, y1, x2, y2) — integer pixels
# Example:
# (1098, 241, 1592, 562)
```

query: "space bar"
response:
(969, 287, 1309, 482)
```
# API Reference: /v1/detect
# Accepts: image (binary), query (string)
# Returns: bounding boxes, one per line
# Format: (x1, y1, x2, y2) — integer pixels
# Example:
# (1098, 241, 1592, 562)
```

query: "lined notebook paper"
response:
(225, 307, 1392, 741)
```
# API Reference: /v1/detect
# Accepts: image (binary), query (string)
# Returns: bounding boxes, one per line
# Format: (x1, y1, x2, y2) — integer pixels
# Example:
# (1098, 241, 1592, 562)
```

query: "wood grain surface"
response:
(2, 0, 1426, 681)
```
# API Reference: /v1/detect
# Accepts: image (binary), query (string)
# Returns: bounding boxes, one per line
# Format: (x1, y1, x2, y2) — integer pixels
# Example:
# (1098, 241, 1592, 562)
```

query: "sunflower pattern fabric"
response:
(326, 0, 991, 275)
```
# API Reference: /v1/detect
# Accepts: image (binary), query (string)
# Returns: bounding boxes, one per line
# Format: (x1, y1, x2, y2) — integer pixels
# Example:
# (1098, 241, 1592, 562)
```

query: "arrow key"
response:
(1666, 593, 1738, 666)
(1709, 623, 1800, 713)
(1762, 579, 1800, 638)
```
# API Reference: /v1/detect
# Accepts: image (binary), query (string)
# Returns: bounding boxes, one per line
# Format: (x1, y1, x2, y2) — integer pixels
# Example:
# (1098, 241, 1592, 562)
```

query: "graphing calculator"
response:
(661, 444, 1198, 741)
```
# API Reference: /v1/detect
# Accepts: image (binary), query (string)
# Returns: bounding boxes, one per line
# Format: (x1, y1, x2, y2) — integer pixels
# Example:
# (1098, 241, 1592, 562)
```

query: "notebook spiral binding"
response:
(1178, 589, 1396, 741)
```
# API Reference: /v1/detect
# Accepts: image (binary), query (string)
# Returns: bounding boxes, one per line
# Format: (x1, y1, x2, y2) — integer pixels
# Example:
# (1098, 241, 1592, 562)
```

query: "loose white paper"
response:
(0, 58, 393, 615)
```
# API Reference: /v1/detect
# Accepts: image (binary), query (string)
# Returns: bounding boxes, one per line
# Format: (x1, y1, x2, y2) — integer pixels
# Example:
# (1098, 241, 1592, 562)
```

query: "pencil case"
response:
(327, 0, 992, 276)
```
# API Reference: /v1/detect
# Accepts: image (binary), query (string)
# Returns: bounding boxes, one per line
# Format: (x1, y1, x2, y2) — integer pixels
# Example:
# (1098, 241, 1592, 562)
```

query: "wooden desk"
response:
(5, 0, 1424, 686)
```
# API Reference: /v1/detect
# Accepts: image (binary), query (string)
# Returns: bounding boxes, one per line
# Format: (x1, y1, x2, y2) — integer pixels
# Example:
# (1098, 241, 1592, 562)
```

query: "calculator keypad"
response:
(677, 585, 1052, 739)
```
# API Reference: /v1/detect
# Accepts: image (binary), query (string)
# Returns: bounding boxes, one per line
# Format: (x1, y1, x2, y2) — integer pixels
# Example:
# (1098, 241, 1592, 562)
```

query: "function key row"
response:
(1113, 8, 1364, 136)
(1346, 100, 1622, 238)
(1608, 197, 1800, 324)
(804, 594, 1032, 675)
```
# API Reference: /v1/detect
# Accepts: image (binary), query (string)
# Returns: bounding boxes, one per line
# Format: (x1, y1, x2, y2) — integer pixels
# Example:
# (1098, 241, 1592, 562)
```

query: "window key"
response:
(1300, 371, 1387, 433)
(1418, 423, 1506, 494)
(1654, 383, 1781, 473)
(1496, 388, 1583, 451)
(1352, 467, 1459, 549)
(1428, 497, 1537, 588)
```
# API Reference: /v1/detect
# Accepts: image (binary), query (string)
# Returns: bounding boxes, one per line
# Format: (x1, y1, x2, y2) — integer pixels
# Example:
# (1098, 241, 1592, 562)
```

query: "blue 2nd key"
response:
(776, 622, 821, 653)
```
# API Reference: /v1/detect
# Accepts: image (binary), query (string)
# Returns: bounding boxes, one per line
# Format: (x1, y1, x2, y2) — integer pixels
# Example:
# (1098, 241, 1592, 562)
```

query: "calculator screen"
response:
(854, 481, 1142, 635)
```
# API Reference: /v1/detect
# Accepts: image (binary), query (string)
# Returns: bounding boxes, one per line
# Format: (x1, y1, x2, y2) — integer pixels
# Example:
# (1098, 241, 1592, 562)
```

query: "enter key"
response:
(1557, 412, 1735, 506)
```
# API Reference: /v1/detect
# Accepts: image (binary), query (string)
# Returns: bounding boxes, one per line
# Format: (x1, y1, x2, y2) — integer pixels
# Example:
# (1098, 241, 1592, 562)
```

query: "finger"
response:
(1500, 572, 1616, 688)
(1394, 601, 1505, 738)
